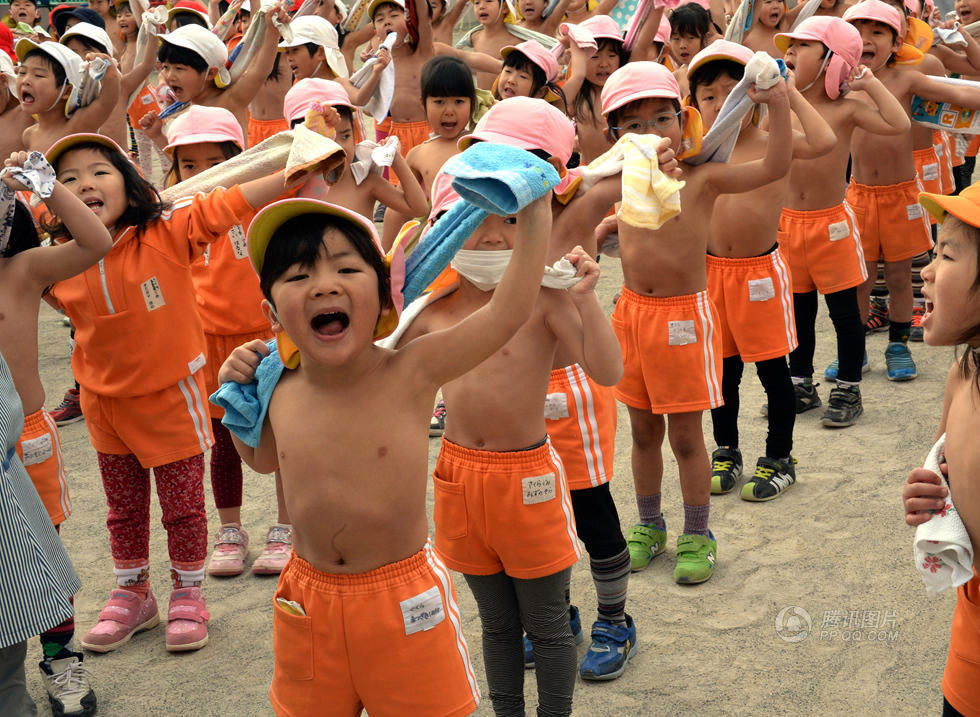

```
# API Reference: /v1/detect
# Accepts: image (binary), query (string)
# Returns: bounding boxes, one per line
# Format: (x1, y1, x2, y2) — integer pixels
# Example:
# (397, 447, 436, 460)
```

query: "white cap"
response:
(60, 22, 114, 57)
(160, 24, 231, 87)
(278, 15, 348, 79)
(0, 53, 15, 82)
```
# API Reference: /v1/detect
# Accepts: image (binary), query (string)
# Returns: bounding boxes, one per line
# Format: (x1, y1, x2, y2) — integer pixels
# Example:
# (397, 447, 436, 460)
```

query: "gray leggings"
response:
(464, 569, 575, 717)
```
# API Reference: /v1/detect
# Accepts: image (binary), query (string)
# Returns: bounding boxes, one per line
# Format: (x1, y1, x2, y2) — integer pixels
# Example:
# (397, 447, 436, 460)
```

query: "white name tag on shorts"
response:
(668, 320, 696, 346)
(828, 220, 850, 242)
(748, 277, 775, 302)
(544, 392, 569, 420)
(229, 225, 248, 260)
(522, 473, 556, 505)
(923, 163, 940, 181)
(934, 143, 944, 157)
(188, 352, 206, 375)
(400, 586, 444, 635)
(907, 204, 925, 221)
(21, 433, 53, 466)
(140, 276, 165, 311)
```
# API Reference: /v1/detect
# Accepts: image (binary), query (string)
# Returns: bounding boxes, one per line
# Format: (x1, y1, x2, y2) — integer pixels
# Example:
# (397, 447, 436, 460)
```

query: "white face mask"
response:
(451, 249, 513, 291)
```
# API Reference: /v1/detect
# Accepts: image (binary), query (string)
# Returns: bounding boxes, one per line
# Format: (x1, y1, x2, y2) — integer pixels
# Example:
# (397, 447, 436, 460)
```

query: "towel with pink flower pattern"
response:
(914, 433, 975, 596)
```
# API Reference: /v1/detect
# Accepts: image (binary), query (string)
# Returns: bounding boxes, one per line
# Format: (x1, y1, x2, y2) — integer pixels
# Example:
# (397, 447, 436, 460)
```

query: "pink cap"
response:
(164, 105, 244, 153)
(600, 61, 680, 116)
(579, 14, 623, 42)
(687, 39, 755, 79)
(284, 78, 355, 123)
(842, 0, 902, 35)
(428, 170, 460, 218)
(458, 96, 575, 164)
(655, 13, 670, 44)
(774, 16, 861, 99)
(501, 40, 559, 81)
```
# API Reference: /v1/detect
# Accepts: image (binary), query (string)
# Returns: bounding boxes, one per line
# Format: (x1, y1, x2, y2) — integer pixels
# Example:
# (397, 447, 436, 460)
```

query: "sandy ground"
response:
(24, 259, 959, 717)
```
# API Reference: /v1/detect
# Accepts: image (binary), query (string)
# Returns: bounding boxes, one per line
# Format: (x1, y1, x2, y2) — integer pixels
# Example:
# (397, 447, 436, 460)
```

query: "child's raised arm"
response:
(3, 152, 112, 287)
(67, 53, 121, 133)
(628, 6, 665, 62)
(401, 193, 553, 386)
(226, 4, 287, 108)
(544, 245, 623, 386)
(368, 149, 429, 216)
(848, 65, 911, 136)
(217, 339, 281, 474)
(787, 83, 836, 159)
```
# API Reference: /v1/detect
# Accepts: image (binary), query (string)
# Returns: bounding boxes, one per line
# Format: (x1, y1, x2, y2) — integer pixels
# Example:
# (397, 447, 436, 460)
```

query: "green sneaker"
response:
(673, 531, 717, 584)
(626, 522, 666, 572)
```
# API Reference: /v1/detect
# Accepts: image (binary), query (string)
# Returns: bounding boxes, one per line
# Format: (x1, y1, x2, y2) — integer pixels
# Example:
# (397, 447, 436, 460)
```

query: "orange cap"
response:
(919, 183, 980, 225)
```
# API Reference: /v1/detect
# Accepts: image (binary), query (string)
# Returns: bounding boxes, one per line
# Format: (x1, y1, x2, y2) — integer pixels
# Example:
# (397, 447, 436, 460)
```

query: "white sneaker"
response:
(39, 652, 96, 716)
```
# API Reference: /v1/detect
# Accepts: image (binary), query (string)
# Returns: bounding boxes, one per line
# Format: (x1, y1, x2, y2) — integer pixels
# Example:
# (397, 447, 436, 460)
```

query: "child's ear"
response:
(546, 155, 564, 175)
(262, 299, 283, 332)
(314, 47, 327, 63)
(206, 67, 218, 82)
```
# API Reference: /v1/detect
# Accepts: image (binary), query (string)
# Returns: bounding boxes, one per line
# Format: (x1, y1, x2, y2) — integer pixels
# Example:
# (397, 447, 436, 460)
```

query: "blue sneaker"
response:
(524, 605, 583, 668)
(579, 615, 637, 681)
(824, 352, 869, 381)
(885, 341, 917, 381)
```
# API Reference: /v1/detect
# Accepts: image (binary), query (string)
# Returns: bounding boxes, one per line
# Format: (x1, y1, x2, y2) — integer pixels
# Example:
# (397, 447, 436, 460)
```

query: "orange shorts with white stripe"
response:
(79, 372, 214, 468)
(270, 545, 480, 717)
(433, 438, 580, 579)
(374, 117, 431, 186)
(846, 179, 933, 263)
(778, 202, 868, 294)
(247, 115, 289, 148)
(16, 409, 70, 525)
(611, 288, 723, 414)
(545, 364, 617, 491)
(914, 146, 942, 197)
(706, 248, 797, 362)
(203, 329, 274, 420)
(934, 131, 955, 195)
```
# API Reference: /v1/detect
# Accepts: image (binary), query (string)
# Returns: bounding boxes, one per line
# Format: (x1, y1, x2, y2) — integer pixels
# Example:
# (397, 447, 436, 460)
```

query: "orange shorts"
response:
(706, 248, 797, 362)
(374, 117, 431, 185)
(777, 203, 868, 294)
(80, 371, 214, 468)
(914, 146, 942, 197)
(611, 288, 723, 414)
(203, 329, 273, 419)
(126, 84, 160, 129)
(247, 115, 289, 148)
(16, 409, 70, 525)
(934, 130, 955, 195)
(270, 545, 480, 717)
(545, 364, 617, 491)
(433, 438, 580, 579)
(846, 179, 933, 263)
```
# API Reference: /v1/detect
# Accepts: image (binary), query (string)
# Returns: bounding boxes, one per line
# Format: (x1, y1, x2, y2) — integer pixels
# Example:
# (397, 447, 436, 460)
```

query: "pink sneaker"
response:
(251, 525, 292, 575)
(165, 586, 210, 652)
(81, 588, 159, 653)
(206, 524, 249, 577)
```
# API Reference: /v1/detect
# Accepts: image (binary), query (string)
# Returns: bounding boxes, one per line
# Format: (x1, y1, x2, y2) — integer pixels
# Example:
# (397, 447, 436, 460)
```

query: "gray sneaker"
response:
(39, 652, 96, 716)
(820, 385, 863, 428)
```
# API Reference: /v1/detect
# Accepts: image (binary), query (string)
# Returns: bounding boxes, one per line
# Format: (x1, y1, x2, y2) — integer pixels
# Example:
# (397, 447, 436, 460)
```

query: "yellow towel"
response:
(586, 134, 685, 230)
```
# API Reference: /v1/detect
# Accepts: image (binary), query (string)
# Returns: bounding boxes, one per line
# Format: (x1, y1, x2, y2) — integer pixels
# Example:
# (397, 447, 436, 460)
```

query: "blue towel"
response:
(210, 339, 285, 448)
(402, 143, 560, 304)
(442, 142, 561, 215)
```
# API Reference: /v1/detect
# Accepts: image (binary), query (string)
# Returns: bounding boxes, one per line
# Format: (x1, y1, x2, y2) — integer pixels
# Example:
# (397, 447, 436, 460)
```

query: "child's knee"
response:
(628, 410, 665, 448)
(667, 415, 705, 459)
(883, 260, 913, 289)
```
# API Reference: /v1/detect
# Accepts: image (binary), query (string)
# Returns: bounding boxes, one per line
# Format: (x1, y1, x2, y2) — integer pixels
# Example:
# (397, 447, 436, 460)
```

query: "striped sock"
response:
(591, 549, 630, 624)
(683, 502, 710, 536)
(636, 493, 662, 528)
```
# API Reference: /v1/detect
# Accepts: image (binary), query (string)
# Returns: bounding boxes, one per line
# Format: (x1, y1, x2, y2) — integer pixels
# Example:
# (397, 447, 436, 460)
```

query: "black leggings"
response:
(569, 483, 626, 560)
(464, 569, 575, 717)
(789, 287, 865, 383)
(710, 355, 795, 458)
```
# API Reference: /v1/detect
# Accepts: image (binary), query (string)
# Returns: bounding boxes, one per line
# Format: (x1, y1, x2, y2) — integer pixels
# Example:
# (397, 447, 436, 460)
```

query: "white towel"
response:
(0, 152, 54, 255)
(349, 135, 400, 184)
(914, 433, 975, 596)
(349, 32, 397, 119)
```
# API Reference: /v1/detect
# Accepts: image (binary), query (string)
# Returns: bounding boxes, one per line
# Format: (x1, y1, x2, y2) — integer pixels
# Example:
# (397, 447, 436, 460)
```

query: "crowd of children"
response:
(0, 0, 978, 714)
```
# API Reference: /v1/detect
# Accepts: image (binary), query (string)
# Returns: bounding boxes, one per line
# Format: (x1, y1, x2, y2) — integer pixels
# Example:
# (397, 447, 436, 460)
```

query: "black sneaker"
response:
(710, 447, 742, 494)
(741, 456, 796, 502)
(39, 651, 96, 717)
(820, 385, 863, 427)
(793, 380, 822, 414)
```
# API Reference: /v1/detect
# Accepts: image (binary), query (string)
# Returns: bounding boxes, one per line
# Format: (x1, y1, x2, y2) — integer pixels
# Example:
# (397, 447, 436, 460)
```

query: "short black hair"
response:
(47, 141, 170, 239)
(501, 50, 547, 95)
(23, 48, 67, 87)
(64, 33, 110, 54)
(669, 3, 710, 39)
(420, 55, 476, 107)
(157, 40, 210, 72)
(258, 214, 391, 314)
(301, 41, 322, 58)
(2, 202, 40, 258)
(171, 12, 209, 28)
(688, 59, 744, 108)
(606, 97, 682, 140)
